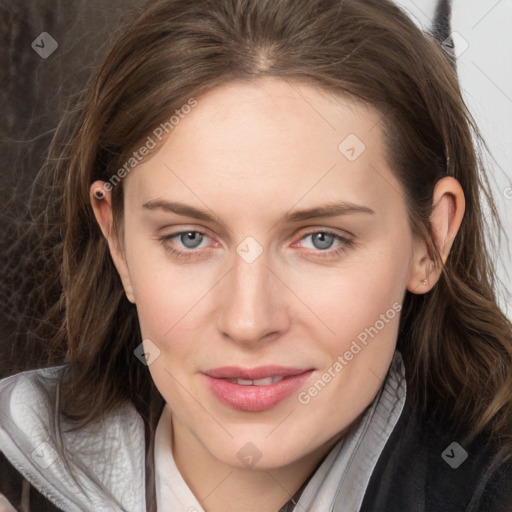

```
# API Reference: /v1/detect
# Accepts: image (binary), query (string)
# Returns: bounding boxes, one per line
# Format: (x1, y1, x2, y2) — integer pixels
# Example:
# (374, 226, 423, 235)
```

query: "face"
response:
(98, 77, 422, 470)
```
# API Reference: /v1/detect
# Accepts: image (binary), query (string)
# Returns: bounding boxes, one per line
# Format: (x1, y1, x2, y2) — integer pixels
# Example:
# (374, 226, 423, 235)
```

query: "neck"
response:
(170, 415, 351, 512)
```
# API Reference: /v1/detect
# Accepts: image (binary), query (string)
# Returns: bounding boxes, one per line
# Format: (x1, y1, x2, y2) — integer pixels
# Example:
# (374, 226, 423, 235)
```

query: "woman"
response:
(1, 0, 511, 510)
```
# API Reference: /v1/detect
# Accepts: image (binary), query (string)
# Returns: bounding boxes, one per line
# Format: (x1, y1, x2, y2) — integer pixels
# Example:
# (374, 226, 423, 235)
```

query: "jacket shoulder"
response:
(360, 396, 512, 512)
(0, 366, 65, 474)
(0, 366, 147, 512)
(0, 367, 67, 512)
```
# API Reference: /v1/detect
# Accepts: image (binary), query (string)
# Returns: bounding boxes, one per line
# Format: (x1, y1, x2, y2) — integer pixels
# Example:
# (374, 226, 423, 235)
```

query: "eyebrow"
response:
(141, 199, 375, 228)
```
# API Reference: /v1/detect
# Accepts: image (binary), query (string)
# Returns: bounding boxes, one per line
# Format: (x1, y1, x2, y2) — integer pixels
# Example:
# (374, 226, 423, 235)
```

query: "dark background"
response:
(0, 0, 148, 377)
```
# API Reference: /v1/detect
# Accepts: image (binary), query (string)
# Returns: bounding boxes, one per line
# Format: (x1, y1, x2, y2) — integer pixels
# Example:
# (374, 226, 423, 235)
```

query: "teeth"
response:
(237, 378, 253, 386)
(252, 377, 274, 386)
(232, 376, 285, 386)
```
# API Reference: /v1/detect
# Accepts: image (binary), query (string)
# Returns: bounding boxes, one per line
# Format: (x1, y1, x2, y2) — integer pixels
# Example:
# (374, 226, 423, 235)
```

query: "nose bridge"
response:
(218, 247, 286, 345)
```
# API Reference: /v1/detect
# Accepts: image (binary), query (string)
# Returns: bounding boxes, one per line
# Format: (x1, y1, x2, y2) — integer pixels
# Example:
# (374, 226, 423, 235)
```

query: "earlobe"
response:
(90, 182, 115, 239)
(406, 240, 435, 294)
(406, 177, 465, 295)
(90, 181, 136, 304)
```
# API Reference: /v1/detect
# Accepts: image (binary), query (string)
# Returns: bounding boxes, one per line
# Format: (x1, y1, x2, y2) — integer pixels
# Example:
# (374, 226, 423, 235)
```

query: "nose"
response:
(216, 249, 290, 347)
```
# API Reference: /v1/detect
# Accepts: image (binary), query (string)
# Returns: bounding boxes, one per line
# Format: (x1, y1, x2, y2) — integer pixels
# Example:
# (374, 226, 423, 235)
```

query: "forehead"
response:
(124, 77, 403, 221)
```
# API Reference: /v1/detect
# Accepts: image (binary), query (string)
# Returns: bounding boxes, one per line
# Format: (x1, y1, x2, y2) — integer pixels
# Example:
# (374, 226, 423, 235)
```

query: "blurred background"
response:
(395, 0, 512, 319)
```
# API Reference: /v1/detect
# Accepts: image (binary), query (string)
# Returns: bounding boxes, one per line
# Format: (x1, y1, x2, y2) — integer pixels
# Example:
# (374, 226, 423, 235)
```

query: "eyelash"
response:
(158, 229, 354, 260)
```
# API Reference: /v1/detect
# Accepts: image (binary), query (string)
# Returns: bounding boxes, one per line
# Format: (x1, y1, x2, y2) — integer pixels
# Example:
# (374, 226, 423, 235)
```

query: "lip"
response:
(204, 365, 310, 380)
(203, 366, 314, 412)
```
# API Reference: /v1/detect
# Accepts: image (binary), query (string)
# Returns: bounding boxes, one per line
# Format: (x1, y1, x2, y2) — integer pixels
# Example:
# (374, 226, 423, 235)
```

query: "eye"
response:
(296, 230, 354, 258)
(304, 232, 337, 250)
(158, 228, 354, 261)
(174, 231, 206, 249)
(158, 230, 214, 259)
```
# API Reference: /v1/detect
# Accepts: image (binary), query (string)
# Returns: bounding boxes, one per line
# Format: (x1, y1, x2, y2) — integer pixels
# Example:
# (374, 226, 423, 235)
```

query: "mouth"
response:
(224, 376, 286, 385)
(203, 366, 314, 412)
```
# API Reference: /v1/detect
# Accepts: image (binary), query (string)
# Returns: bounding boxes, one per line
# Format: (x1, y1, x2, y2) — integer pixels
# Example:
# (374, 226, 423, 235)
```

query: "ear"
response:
(407, 177, 465, 294)
(90, 181, 136, 303)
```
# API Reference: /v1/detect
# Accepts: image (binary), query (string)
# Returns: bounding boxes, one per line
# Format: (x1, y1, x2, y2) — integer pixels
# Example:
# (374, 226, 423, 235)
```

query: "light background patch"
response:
(394, 0, 512, 318)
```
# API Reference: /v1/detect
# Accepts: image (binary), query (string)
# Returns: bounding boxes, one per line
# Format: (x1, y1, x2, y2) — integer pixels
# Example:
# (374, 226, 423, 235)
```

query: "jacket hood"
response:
(0, 366, 146, 512)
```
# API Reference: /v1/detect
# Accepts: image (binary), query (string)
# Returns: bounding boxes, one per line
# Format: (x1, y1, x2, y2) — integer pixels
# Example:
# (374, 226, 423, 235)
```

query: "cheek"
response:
(131, 271, 214, 348)
(288, 243, 409, 345)
(294, 271, 402, 395)
(123, 227, 211, 340)
(290, 241, 409, 420)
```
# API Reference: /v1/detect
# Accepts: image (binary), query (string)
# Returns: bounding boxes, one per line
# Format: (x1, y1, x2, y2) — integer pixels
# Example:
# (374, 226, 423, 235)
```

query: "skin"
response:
(91, 77, 465, 512)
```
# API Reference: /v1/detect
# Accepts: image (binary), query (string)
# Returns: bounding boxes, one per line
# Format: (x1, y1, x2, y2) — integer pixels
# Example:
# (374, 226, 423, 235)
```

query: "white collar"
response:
(154, 405, 204, 511)
(300, 350, 406, 511)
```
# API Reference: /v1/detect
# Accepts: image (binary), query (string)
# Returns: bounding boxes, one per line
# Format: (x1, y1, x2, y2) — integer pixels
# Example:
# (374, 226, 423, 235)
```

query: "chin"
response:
(204, 431, 317, 471)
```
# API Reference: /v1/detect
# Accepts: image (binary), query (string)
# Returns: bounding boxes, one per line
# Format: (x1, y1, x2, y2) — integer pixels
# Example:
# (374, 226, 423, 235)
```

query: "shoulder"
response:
(0, 367, 148, 512)
(0, 366, 64, 467)
(0, 367, 67, 511)
(361, 396, 512, 512)
(0, 366, 66, 467)
(0, 365, 63, 420)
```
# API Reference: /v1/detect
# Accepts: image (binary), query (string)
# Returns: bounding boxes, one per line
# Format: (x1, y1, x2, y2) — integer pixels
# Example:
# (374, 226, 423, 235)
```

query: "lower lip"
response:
(203, 371, 314, 412)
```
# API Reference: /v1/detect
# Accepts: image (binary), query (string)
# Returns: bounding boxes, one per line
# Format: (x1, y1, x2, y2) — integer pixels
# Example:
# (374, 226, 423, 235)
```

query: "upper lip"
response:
(203, 366, 312, 380)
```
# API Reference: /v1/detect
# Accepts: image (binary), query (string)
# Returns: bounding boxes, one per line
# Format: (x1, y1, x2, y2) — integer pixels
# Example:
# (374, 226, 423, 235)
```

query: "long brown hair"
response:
(2, 0, 511, 509)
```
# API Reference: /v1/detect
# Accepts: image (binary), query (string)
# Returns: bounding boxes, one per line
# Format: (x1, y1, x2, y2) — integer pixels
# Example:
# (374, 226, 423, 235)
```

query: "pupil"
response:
(182, 232, 202, 248)
(313, 233, 333, 250)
